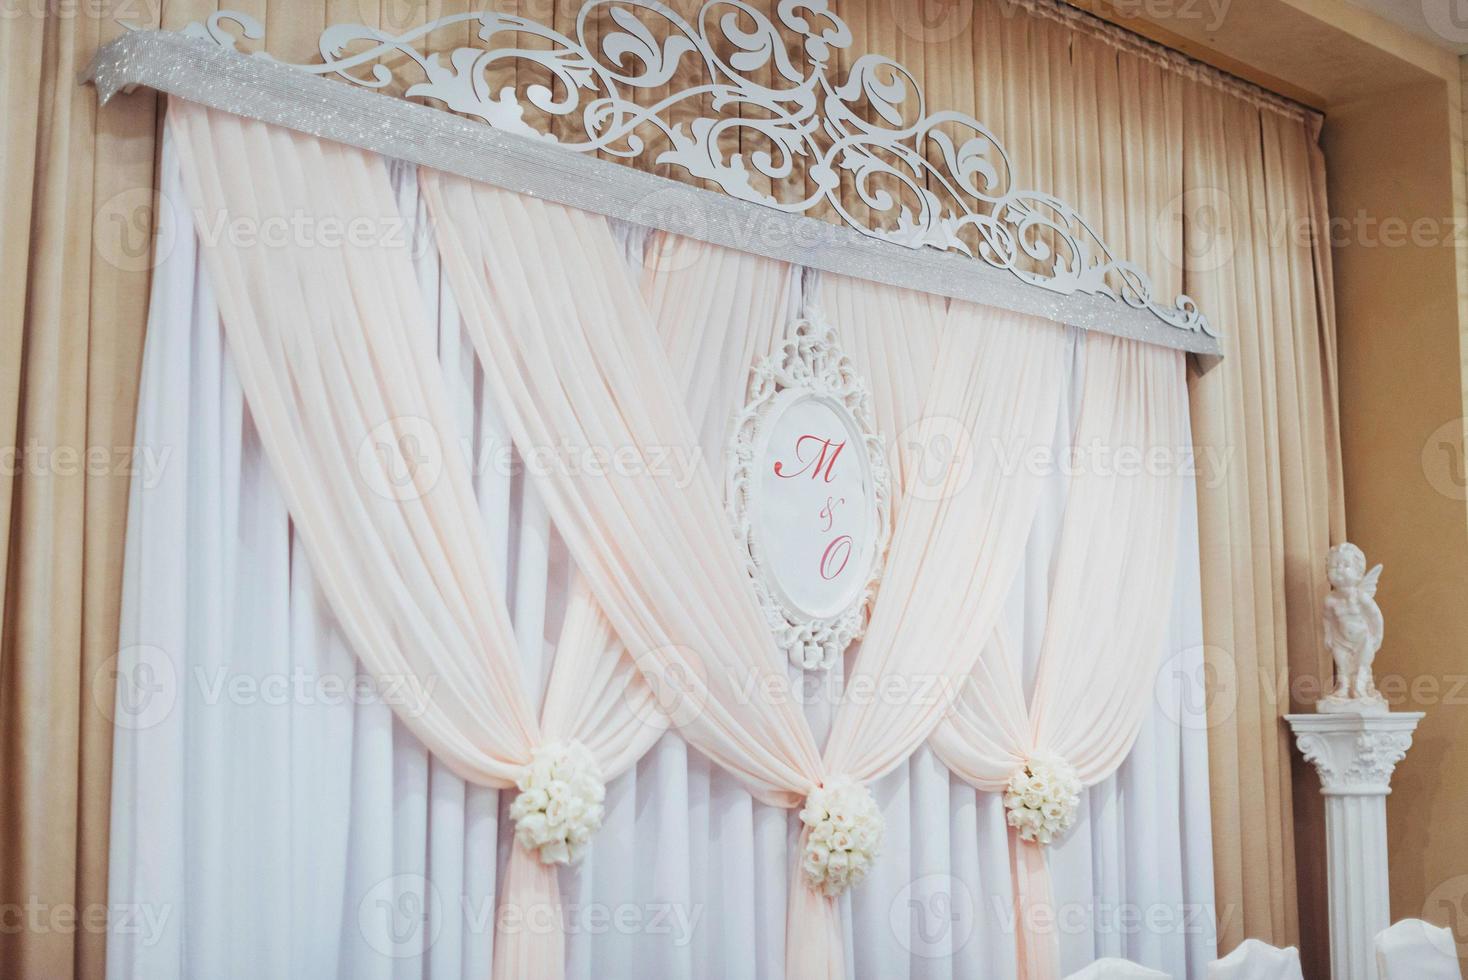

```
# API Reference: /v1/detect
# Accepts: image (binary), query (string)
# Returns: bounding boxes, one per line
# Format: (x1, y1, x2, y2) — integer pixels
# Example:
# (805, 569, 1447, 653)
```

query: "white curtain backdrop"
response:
(106, 137, 1216, 980)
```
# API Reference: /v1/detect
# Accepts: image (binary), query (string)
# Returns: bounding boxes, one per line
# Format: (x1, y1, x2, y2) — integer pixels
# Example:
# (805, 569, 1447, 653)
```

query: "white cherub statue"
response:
(1320, 542, 1387, 712)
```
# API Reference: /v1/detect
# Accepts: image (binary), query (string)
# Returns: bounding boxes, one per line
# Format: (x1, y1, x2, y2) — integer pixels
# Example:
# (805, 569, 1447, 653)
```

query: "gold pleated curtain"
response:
(1182, 86, 1345, 977)
(1, 8, 155, 980)
(0, 1, 1341, 977)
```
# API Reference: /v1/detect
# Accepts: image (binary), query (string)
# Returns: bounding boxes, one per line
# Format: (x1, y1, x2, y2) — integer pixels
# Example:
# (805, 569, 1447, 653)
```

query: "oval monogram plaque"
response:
(728, 318, 890, 671)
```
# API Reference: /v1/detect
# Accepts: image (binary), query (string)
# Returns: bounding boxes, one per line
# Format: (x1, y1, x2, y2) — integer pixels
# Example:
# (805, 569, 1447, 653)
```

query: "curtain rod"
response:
(1029, 0, 1321, 123)
(84, 26, 1221, 358)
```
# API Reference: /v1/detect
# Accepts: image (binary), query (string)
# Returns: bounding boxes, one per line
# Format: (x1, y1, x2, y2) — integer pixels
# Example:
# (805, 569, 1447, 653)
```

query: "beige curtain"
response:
(1182, 84, 1345, 976)
(0, 9, 155, 980)
(3, 2, 1341, 977)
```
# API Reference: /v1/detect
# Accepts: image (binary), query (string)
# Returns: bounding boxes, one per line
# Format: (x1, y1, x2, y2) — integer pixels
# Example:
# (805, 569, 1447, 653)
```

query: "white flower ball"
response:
(1003, 756, 1081, 846)
(510, 740, 606, 866)
(798, 777, 883, 897)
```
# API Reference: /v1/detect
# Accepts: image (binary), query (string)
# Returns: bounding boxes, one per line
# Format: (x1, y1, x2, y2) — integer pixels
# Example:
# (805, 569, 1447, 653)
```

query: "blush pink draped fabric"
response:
(420, 172, 1072, 979)
(420, 172, 828, 809)
(167, 99, 661, 980)
(796, 282, 1069, 979)
(494, 180, 806, 980)
(170, 96, 1183, 980)
(930, 335, 1189, 979)
(818, 274, 946, 511)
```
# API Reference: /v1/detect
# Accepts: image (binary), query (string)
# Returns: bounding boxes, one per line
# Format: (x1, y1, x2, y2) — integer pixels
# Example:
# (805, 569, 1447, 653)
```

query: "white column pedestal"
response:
(1286, 711, 1424, 980)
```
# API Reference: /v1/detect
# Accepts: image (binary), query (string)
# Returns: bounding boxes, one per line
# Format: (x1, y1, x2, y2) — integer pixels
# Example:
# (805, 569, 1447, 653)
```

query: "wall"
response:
(1325, 79, 1468, 968)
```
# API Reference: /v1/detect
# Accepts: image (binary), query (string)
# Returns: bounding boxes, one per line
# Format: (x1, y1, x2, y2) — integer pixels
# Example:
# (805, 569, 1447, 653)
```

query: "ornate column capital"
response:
(1286, 711, 1423, 796)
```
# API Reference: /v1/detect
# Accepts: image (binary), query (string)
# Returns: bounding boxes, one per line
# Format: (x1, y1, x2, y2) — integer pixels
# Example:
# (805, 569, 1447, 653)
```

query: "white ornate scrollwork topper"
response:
(728, 317, 889, 671)
(1320, 542, 1387, 714)
(173, 4, 1213, 338)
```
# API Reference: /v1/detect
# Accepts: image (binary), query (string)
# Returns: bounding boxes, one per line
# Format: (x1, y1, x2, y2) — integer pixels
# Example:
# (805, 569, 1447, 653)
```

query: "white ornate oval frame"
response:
(728, 317, 889, 671)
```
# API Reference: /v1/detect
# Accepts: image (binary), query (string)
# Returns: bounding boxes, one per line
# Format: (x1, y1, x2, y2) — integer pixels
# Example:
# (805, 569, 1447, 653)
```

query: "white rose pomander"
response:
(798, 777, 883, 897)
(1004, 756, 1082, 845)
(509, 740, 606, 866)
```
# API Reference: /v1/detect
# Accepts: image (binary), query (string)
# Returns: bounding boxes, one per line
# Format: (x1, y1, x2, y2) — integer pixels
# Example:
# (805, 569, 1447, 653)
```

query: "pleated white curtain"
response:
(107, 122, 1216, 980)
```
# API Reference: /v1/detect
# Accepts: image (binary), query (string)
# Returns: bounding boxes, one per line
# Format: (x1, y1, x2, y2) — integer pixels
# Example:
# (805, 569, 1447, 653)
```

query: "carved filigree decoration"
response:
(728, 317, 890, 671)
(171, 5, 1214, 338)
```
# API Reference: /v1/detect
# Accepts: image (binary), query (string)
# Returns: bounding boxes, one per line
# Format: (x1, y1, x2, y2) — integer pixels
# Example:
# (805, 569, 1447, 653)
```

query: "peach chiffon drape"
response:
(421, 171, 829, 808)
(930, 336, 1189, 979)
(420, 170, 1073, 979)
(171, 84, 1183, 980)
(508, 230, 806, 976)
(165, 99, 661, 980)
(818, 274, 947, 507)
